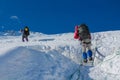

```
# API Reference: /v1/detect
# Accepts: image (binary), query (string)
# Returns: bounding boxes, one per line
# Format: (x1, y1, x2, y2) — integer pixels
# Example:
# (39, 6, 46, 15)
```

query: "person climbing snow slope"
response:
(21, 26, 30, 42)
(74, 24, 93, 63)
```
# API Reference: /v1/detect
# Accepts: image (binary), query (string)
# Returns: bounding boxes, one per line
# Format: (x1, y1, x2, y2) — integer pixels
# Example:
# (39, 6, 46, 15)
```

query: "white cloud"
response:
(10, 16, 19, 19)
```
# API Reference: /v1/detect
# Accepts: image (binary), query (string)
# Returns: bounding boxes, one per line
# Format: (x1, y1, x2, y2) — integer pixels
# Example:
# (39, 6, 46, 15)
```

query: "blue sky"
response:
(0, 0, 120, 34)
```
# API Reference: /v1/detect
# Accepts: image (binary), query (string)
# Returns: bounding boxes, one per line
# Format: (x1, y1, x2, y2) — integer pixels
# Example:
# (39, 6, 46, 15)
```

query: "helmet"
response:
(25, 28, 28, 31)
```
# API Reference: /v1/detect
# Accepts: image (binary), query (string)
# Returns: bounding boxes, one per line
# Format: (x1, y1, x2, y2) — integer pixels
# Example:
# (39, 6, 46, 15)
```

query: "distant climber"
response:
(21, 26, 30, 42)
(74, 24, 93, 63)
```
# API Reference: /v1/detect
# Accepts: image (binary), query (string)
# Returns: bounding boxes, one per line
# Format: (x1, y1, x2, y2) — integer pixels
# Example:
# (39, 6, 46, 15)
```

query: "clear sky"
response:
(0, 0, 120, 34)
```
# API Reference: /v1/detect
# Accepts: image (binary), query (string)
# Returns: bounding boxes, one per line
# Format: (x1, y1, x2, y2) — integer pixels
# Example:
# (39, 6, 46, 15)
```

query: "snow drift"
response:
(0, 30, 120, 80)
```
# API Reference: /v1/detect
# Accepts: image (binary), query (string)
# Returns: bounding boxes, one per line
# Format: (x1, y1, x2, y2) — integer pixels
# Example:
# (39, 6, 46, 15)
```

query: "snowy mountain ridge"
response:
(0, 30, 120, 80)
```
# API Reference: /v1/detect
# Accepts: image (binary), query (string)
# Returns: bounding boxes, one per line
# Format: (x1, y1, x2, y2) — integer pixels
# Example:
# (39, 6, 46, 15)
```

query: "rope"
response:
(69, 42, 99, 80)
(69, 65, 83, 80)
(69, 47, 96, 80)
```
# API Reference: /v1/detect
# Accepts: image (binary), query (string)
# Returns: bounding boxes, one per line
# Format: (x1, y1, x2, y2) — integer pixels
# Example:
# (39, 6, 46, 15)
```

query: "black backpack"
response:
(78, 24, 90, 40)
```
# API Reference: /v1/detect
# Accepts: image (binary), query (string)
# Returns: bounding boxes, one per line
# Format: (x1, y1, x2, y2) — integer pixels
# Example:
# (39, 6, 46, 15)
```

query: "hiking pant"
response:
(22, 35, 28, 42)
(81, 39, 92, 59)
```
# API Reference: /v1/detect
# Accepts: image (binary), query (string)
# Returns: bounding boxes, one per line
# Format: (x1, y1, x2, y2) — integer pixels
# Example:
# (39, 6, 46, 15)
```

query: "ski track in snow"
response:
(0, 31, 120, 80)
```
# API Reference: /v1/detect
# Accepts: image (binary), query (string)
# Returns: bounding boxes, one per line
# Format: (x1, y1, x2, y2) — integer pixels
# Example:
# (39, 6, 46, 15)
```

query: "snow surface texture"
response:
(0, 31, 120, 80)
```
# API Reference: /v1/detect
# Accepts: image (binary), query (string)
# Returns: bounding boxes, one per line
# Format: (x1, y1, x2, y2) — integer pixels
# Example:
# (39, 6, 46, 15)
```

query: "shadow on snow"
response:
(0, 46, 93, 80)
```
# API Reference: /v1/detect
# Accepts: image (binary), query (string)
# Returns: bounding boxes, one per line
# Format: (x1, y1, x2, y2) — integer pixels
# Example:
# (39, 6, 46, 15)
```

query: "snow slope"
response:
(90, 31, 120, 80)
(0, 30, 120, 80)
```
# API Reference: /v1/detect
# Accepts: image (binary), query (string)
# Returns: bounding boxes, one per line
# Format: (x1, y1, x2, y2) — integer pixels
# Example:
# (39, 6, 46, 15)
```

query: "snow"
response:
(0, 30, 120, 80)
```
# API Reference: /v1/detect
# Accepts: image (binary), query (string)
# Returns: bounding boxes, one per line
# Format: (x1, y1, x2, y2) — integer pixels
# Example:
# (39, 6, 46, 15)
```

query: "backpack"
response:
(78, 24, 90, 40)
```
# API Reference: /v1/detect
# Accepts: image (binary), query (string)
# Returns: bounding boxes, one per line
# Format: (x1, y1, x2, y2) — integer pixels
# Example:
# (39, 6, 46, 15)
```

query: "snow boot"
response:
(83, 59, 88, 63)
(89, 57, 93, 61)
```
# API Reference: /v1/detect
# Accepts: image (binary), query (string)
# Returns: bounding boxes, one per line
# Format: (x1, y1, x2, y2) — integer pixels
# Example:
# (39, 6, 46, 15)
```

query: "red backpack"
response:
(74, 25, 79, 39)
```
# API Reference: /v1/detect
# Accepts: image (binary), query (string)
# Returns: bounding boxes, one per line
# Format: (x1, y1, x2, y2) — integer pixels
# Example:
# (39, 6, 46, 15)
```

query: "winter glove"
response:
(74, 26, 79, 39)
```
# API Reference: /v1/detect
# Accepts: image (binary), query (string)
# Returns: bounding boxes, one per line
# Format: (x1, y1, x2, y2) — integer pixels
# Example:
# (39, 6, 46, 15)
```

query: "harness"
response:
(82, 41, 91, 44)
